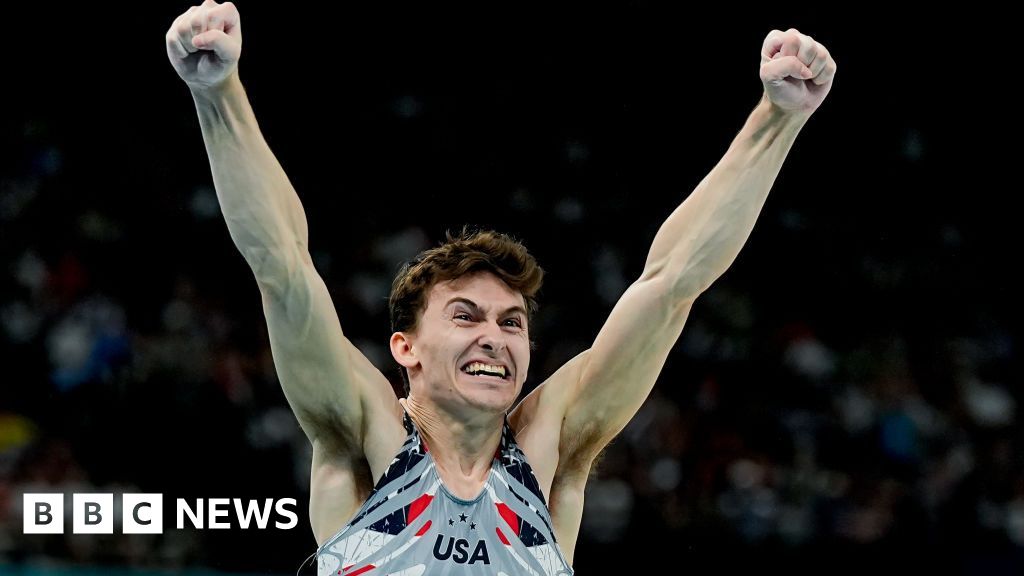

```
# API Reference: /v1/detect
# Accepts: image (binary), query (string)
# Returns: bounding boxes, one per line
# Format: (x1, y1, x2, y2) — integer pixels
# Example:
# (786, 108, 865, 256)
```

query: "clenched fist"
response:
(759, 29, 837, 114)
(166, 0, 242, 91)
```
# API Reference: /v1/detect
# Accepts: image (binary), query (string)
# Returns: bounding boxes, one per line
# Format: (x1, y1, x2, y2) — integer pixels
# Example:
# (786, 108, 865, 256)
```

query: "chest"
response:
(318, 460, 574, 575)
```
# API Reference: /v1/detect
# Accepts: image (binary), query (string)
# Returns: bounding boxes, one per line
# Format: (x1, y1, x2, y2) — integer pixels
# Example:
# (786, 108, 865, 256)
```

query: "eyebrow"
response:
(445, 297, 527, 319)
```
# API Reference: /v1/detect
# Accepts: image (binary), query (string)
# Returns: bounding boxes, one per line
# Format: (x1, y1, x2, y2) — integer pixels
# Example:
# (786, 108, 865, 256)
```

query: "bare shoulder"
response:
(361, 390, 408, 477)
(508, 349, 592, 499)
(309, 388, 406, 546)
(509, 350, 594, 563)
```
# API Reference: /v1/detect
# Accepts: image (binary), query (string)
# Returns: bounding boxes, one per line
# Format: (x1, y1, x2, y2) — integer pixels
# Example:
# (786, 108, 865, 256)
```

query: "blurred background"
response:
(2, 2, 1019, 575)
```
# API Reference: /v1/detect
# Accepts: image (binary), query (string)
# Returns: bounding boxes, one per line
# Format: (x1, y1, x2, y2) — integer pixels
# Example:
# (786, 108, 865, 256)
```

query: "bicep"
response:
(260, 251, 397, 451)
(561, 276, 693, 458)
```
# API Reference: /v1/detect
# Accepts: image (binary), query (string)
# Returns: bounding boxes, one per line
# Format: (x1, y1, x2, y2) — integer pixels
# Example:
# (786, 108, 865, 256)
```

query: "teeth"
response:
(463, 362, 507, 377)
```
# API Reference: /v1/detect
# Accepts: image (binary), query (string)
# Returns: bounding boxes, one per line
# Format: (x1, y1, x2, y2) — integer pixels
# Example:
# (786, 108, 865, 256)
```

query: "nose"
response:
(477, 322, 506, 352)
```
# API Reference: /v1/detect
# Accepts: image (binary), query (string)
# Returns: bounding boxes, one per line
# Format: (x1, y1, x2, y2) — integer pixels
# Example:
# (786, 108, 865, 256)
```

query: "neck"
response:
(401, 395, 504, 483)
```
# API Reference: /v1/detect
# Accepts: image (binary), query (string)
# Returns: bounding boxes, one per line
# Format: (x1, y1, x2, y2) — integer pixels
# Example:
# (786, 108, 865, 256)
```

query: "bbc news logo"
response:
(23, 494, 298, 534)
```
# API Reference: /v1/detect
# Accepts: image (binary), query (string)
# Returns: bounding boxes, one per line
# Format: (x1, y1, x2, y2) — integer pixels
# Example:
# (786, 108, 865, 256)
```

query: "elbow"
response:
(669, 272, 712, 303)
(244, 244, 312, 298)
(641, 259, 708, 305)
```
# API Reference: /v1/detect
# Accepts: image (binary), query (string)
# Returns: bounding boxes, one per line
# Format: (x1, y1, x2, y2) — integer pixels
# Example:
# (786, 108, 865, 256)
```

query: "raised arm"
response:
(557, 29, 837, 461)
(164, 1, 401, 459)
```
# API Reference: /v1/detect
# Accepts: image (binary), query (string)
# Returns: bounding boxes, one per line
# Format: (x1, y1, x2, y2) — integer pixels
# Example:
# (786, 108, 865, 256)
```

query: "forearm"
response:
(643, 93, 811, 298)
(192, 75, 311, 286)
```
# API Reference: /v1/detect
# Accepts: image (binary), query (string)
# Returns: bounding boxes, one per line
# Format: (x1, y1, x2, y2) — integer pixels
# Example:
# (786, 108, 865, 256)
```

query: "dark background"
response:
(2, 2, 1019, 574)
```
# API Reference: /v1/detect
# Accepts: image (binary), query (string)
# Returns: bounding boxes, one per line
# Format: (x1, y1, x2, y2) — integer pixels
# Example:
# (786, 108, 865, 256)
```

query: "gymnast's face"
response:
(392, 271, 530, 415)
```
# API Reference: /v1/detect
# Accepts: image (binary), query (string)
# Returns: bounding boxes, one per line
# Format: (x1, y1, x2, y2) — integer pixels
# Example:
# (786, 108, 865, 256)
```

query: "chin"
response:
(453, 373, 516, 408)
(465, 390, 516, 413)
(456, 383, 516, 414)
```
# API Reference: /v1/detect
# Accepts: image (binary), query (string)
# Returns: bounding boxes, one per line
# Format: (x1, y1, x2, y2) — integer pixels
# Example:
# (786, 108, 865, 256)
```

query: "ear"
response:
(390, 331, 418, 370)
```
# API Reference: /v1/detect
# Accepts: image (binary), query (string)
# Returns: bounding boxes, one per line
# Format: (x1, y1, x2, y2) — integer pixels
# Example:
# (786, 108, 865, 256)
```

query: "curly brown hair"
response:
(388, 227, 544, 392)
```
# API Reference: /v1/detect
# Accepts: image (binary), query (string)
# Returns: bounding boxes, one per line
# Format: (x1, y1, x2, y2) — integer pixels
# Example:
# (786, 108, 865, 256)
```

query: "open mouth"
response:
(460, 361, 510, 381)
